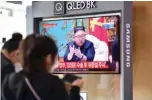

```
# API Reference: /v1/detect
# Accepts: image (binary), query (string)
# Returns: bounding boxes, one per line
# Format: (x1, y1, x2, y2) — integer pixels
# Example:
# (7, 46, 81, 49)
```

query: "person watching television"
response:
(1, 32, 23, 84)
(2, 34, 83, 100)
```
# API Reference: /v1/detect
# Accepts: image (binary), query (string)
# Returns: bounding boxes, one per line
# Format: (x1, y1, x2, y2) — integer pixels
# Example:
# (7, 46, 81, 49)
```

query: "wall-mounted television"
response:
(39, 13, 120, 74)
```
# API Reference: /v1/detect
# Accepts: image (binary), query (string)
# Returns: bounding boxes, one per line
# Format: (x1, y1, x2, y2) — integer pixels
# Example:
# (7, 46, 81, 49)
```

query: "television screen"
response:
(39, 14, 120, 74)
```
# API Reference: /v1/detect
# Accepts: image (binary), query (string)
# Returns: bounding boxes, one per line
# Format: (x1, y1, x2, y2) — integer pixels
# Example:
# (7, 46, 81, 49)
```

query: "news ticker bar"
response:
(56, 61, 109, 69)
(53, 61, 117, 73)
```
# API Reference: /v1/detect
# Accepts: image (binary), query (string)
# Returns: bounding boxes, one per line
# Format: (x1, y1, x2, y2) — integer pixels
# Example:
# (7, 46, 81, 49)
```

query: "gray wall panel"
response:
(32, 1, 123, 18)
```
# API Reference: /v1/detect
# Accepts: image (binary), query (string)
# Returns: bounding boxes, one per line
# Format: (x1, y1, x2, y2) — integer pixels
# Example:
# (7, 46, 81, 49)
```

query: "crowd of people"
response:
(1, 32, 84, 100)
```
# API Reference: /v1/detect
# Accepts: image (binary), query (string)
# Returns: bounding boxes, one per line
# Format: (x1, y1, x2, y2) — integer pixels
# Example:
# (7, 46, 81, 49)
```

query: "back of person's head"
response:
(21, 34, 58, 75)
(12, 32, 23, 41)
(2, 35, 22, 53)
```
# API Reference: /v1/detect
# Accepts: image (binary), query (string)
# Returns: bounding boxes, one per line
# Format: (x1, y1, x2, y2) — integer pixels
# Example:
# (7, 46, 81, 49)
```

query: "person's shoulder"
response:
(1, 55, 11, 67)
(45, 74, 66, 90)
(9, 71, 24, 81)
(1, 62, 15, 72)
(85, 40, 94, 47)
(5, 71, 24, 88)
(86, 40, 93, 45)
(47, 74, 60, 80)
(47, 73, 64, 84)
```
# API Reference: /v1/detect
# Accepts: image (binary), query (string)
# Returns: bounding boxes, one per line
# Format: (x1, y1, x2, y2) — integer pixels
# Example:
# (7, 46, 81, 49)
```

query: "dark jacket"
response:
(2, 71, 80, 100)
(1, 53, 15, 84)
(64, 40, 95, 62)
(111, 36, 120, 62)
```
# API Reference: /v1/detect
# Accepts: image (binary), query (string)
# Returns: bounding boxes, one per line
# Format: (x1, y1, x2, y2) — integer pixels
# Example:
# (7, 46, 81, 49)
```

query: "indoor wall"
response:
(133, 1, 152, 100)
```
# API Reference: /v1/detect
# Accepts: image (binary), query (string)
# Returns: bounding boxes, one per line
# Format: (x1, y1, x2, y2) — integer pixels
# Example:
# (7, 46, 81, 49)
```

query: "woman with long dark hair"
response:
(2, 34, 83, 100)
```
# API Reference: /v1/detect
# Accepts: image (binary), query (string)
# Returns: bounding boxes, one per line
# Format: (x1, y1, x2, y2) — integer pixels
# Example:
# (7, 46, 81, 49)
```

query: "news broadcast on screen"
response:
(39, 14, 120, 74)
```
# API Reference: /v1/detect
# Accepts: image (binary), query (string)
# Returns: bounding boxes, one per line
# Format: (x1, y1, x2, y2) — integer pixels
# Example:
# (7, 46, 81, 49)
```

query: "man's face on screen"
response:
(73, 30, 86, 47)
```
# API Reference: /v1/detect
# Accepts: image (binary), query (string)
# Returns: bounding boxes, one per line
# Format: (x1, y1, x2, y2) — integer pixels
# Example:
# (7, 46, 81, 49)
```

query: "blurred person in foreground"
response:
(2, 34, 83, 100)
(1, 32, 23, 84)
(64, 26, 95, 62)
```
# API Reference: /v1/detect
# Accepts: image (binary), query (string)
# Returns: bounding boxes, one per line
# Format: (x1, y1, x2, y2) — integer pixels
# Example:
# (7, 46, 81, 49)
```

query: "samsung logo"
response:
(125, 23, 131, 68)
